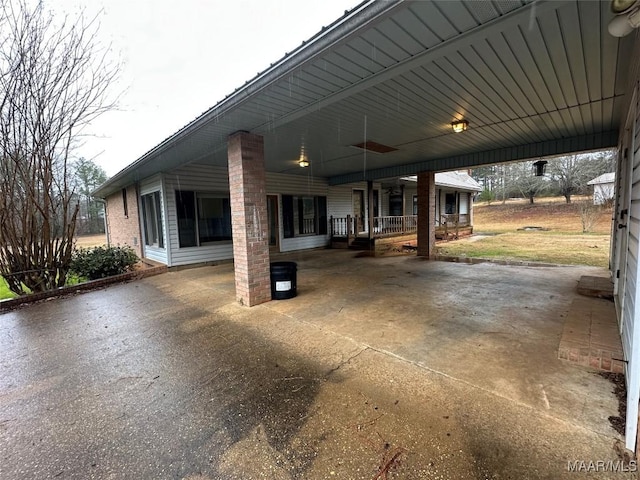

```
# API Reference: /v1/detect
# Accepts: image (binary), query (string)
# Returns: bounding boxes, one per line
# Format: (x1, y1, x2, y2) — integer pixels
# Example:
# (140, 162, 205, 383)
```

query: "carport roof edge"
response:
(92, 0, 398, 198)
(93, 0, 628, 196)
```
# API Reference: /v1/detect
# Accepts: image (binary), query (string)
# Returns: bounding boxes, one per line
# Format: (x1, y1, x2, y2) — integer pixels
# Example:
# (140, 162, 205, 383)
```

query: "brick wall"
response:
(105, 185, 143, 258)
(228, 132, 271, 306)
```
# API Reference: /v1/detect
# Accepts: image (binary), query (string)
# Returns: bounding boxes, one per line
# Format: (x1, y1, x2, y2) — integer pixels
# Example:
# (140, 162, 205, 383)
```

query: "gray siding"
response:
(164, 165, 233, 267)
(267, 172, 331, 253)
(620, 78, 640, 450)
(163, 165, 347, 263)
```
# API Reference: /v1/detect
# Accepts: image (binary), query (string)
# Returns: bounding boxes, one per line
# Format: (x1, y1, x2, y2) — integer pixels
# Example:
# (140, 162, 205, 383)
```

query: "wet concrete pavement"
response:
(0, 250, 635, 479)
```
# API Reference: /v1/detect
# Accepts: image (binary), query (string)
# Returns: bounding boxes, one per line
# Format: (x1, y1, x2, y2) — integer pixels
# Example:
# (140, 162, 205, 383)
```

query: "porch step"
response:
(558, 297, 624, 373)
(349, 237, 374, 250)
(577, 275, 614, 300)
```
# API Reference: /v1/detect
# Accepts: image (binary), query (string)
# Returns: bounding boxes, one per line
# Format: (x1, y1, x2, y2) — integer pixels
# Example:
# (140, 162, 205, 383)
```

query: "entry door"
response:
(267, 195, 279, 251)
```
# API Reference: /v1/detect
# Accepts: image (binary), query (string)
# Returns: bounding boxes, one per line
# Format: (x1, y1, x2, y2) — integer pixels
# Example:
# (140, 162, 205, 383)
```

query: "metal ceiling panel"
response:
(95, 0, 635, 197)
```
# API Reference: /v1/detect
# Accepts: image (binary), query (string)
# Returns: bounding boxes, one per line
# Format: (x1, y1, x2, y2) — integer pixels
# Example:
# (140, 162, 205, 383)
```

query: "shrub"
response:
(577, 201, 601, 233)
(70, 245, 139, 280)
(478, 188, 495, 204)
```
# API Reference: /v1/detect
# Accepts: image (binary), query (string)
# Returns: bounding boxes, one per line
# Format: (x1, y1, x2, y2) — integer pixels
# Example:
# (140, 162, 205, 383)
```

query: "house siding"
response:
(164, 165, 233, 267)
(267, 172, 331, 253)
(105, 185, 142, 258)
(615, 35, 640, 450)
(163, 165, 359, 264)
(622, 79, 640, 450)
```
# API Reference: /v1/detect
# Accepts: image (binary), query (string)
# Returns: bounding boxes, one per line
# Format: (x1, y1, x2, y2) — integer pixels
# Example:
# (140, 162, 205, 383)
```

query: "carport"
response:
(93, 0, 640, 452)
(0, 251, 631, 478)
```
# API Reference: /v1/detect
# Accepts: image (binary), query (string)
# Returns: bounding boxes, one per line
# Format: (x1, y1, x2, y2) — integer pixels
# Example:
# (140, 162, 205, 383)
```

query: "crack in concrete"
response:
(325, 346, 369, 377)
(268, 304, 622, 442)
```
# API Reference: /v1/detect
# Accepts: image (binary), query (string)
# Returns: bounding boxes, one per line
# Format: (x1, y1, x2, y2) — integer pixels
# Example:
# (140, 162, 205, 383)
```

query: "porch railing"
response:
(330, 215, 365, 238)
(438, 213, 471, 240)
(440, 213, 470, 227)
(330, 213, 473, 240)
(330, 215, 417, 239)
(373, 215, 418, 237)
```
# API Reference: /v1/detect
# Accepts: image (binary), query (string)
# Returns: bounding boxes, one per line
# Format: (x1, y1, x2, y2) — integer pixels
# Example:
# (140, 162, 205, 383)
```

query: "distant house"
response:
(392, 171, 481, 222)
(587, 173, 615, 205)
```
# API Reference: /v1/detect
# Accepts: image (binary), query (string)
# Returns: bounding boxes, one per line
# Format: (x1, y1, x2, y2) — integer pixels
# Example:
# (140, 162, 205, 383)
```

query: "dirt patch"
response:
(599, 372, 627, 435)
(516, 226, 550, 231)
(74, 234, 107, 248)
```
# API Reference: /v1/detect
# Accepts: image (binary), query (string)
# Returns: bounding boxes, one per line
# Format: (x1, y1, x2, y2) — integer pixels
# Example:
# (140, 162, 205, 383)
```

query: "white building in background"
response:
(587, 172, 616, 205)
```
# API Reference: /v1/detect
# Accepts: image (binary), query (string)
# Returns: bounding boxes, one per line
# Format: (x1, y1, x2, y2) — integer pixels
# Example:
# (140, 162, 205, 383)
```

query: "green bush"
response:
(478, 188, 495, 204)
(70, 245, 139, 280)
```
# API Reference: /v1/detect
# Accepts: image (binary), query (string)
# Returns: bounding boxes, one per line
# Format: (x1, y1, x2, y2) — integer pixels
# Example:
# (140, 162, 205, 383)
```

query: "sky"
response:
(55, 0, 358, 176)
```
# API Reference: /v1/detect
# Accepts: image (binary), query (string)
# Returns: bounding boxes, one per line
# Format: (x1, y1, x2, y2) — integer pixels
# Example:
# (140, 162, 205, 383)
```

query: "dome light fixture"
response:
(608, 0, 640, 37)
(298, 156, 309, 168)
(298, 145, 309, 167)
(451, 119, 469, 133)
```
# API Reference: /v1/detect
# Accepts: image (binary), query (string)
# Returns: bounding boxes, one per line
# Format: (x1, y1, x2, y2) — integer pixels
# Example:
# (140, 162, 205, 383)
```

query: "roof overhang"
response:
(94, 0, 636, 197)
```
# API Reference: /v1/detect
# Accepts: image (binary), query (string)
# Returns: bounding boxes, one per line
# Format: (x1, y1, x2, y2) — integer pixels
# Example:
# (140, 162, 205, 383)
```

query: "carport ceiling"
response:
(98, 0, 633, 195)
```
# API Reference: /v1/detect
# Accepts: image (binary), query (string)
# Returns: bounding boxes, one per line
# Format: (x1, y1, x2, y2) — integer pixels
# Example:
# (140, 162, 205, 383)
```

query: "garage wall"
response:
(623, 82, 640, 451)
(617, 39, 640, 449)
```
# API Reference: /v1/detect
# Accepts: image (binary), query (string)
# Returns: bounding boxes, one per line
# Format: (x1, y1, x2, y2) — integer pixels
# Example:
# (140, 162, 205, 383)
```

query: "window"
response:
(413, 195, 418, 215)
(282, 195, 327, 238)
(122, 188, 128, 217)
(445, 193, 456, 214)
(175, 190, 232, 247)
(141, 191, 163, 248)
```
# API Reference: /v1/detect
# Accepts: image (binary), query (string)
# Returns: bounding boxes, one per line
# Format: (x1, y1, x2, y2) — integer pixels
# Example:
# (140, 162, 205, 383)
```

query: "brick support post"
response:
(228, 132, 271, 306)
(417, 171, 436, 258)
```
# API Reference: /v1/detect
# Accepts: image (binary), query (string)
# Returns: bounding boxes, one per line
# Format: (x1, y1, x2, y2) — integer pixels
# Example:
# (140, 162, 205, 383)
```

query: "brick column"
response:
(228, 132, 271, 306)
(417, 171, 436, 258)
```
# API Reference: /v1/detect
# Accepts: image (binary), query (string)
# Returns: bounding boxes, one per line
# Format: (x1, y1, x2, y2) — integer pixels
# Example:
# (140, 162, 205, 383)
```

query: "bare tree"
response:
(512, 160, 548, 204)
(547, 151, 616, 204)
(0, 1, 117, 294)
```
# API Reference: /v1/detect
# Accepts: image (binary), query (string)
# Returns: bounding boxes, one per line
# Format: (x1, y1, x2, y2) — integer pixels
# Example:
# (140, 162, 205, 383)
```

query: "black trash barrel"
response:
(270, 261, 297, 300)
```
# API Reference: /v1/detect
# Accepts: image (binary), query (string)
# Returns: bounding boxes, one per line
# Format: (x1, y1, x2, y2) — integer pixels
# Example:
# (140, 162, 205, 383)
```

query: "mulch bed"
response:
(599, 372, 627, 435)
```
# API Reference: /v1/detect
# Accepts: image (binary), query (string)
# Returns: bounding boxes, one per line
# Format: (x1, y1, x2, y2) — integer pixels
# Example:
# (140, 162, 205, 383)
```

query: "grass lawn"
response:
(435, 197, 612, 268)
(0, 276, 16, 300)
(0, 235, 101, 301)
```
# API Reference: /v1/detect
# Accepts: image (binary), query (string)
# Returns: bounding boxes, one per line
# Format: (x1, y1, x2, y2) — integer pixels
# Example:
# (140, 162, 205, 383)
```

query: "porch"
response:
(329, 213, 473, 251)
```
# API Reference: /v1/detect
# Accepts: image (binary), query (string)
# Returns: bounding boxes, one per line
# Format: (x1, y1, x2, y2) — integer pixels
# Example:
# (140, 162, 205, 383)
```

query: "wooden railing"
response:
(330, 215, 364, 238)
(440, 213, 470, 226)
(331, 215, 417, 239)
(438, 213, 471, 240)
(373, 215, 417, 237)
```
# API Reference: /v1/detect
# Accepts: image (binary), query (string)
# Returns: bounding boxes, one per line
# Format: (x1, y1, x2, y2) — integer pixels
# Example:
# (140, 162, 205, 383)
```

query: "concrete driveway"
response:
(0, 250, 633, 479)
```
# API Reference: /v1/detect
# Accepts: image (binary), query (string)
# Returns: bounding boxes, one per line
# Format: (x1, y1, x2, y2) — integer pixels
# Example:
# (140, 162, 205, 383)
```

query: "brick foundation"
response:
(228, 132, 271, 306)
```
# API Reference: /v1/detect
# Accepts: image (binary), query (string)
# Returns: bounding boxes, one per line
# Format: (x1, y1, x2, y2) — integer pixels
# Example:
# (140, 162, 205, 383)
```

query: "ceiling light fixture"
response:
(451, 119, 469, 133)
(298, 145, 309, 167)
(608, 0, 640, 36)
